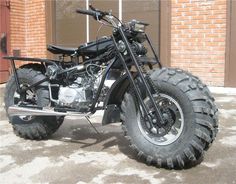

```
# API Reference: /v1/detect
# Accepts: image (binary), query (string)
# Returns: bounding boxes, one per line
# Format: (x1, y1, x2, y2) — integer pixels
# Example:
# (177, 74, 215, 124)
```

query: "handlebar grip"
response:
(76, 9, 97, 17)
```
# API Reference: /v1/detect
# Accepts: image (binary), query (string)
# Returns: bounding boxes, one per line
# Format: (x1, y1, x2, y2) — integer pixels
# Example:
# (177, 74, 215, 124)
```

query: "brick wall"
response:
(10, 0, 26, 58)
(10, 0, 47, 66)
(171, 0, 227, 86)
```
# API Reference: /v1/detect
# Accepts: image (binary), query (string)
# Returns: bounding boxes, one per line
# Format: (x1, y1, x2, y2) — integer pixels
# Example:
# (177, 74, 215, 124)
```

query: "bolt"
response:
(158, 128, 165, 135)
(151, 127, 157, 134)
(163, 113, 169, 119)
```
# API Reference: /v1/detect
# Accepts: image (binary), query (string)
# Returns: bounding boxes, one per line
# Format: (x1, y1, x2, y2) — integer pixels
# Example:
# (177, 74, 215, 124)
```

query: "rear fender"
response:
(20, 63, 46, 73)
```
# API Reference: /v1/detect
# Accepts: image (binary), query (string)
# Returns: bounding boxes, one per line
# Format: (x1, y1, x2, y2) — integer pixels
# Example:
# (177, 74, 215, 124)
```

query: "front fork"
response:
(112, 27, 164, 128)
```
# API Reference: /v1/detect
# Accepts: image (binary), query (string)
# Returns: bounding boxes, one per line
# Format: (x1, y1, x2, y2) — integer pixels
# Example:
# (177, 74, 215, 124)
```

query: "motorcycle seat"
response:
(47, 44, 78, 55)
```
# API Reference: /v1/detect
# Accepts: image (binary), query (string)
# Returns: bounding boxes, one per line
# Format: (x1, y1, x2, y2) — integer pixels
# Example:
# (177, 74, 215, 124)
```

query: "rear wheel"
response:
(4, 68, 64, 140)
(121, 68, 218, 169)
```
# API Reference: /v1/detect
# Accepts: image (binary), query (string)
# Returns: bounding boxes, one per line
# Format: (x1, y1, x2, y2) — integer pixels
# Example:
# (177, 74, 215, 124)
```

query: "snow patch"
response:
(61, 137, 72, 141)
(215, 96, 236, 103)
(219, 109, 236, 119)
(0, 157, 52, 184)
(225, 126, 236, 131)
(90, 168, 165, 184)
(0, 155, 15, 171)
(209, 87, 236, 95)
(60, 150, 127, 167)
(0, 134, 20, 149)
(0, 120, 13, 130)
(21, 144, 43, 151)
(175, 174, 183, 181)
(202, 160, 221, 168)
(219, 135, 236, 147)
(76, 182, 87, 184)
(43, 140, 63, 147)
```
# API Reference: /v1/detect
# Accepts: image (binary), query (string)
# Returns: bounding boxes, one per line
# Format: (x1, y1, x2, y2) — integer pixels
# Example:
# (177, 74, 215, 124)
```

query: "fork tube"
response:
(117, 28, 164, 125)
(112, 36, 155, 126)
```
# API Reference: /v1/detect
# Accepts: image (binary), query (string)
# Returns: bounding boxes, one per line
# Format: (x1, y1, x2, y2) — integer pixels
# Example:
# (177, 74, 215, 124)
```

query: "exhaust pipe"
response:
(8, 106, 88, 117)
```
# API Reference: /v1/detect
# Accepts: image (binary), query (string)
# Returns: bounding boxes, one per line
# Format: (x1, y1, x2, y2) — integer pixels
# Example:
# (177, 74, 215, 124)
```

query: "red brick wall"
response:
(10, 0, 47, 66)
(171, 0, 226, 86)
(24, 0, 47, 58)
(10, 0, 26, 57)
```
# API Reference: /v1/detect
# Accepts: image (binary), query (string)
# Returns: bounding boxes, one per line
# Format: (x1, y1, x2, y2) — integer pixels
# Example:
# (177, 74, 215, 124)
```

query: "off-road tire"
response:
(4, 68, 64, 140)
(121, 68, 218, 169)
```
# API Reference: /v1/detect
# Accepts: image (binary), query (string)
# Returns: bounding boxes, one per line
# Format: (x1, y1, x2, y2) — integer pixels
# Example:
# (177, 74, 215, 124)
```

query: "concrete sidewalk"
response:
(0, 86, 236, 184)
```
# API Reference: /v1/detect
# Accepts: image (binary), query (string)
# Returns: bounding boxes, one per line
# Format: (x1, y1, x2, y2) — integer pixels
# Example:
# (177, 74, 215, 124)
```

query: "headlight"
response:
(134, 23, 145, 32)
(132, 42, 147, 55)
(130, 20, 149, 33)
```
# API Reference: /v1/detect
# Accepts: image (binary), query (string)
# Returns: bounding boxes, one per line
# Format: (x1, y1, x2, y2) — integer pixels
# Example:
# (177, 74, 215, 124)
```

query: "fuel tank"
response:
(78, 36, 113, 57)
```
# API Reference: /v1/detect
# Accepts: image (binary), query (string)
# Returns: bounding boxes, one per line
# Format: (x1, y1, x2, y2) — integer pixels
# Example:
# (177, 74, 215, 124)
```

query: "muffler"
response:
(8, 105, 88, 117)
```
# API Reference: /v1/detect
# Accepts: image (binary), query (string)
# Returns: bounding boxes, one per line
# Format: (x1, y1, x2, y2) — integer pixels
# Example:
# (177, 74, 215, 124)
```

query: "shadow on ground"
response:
(52, 119, 136, 160)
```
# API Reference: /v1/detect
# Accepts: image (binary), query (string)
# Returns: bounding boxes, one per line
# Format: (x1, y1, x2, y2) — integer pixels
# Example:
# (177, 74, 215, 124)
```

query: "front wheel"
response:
(121, 68, 218, 169)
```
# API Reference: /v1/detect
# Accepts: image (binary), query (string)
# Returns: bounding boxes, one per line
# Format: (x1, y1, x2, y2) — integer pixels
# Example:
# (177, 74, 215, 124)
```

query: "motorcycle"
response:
(3, 5, 218, 169)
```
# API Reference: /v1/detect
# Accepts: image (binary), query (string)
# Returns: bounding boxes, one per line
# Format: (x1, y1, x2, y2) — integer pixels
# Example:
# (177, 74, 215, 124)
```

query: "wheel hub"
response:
(138, 94, 184, 146)
(145, 98, 175, 137)
(13, 83, 37, 122)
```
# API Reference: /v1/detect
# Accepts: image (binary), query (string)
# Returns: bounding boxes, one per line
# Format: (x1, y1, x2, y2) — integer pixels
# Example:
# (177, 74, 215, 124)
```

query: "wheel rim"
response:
(13, 84, 37, 121)
(137, 94, 184, 146)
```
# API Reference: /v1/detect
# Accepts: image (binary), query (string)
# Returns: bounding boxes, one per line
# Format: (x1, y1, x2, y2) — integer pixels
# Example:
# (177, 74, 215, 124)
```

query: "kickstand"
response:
(85, 116, 100, 135)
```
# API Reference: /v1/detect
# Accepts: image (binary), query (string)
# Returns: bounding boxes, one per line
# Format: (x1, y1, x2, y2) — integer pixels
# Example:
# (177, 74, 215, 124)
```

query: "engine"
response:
(48, 60, 119, 111)
(57, 65, 104, 110)
(58, 77, 94, 110)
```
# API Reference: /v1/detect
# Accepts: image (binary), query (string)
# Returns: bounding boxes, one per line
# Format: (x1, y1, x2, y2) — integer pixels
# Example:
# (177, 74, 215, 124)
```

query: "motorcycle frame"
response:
(3, 28, 164, 127)
(3, 56, 57, 97)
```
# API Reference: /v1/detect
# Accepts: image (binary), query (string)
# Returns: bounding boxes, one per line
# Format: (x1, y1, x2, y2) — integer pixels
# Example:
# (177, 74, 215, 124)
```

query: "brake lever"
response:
(89, 4, 96, 11)
(95, 12, 100, 21)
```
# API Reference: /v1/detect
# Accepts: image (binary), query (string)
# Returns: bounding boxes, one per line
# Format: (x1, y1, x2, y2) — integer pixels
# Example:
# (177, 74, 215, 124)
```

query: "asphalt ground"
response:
(0, 87, 236, 184)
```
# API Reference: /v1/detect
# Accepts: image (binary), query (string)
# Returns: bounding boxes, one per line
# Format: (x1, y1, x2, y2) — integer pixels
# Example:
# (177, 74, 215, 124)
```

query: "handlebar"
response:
(76, 6, 120, 28)
(76, 6, 109, 21)
(76, 9, 98, 17)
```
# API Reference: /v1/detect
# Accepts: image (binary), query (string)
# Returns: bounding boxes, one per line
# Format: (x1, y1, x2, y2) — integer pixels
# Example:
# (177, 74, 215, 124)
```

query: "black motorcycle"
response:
(4, 5, 218, 169)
